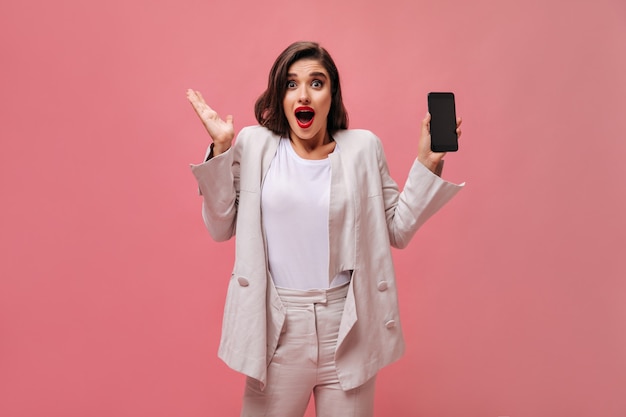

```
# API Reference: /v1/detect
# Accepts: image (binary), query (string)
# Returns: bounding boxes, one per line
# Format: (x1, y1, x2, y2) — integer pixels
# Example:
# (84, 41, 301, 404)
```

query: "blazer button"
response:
(377, 281, 388, 291)
(237, 277, 250, 287)
(385, 319, 396, 329)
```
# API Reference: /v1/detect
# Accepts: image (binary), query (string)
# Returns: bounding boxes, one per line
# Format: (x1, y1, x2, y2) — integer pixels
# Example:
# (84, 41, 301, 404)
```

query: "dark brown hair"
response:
(254, 41, 348, 136)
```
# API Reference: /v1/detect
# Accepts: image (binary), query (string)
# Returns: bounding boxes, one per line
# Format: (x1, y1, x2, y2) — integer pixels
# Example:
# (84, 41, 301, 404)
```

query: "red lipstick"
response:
(295, 106, 315, 129)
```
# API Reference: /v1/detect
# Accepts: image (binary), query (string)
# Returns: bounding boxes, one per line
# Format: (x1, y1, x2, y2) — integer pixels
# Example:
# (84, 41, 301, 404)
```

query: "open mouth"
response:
(295, 107, 315, 129)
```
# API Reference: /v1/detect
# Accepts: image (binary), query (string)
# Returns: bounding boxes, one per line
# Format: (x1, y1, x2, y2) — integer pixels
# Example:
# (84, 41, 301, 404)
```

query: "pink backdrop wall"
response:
(1, 0, 625, 416)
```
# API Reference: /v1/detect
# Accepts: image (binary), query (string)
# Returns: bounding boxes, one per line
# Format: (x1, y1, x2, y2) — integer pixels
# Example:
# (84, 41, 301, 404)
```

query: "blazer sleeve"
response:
(376, 139, 465, 249)
(189, 142, 241, 242)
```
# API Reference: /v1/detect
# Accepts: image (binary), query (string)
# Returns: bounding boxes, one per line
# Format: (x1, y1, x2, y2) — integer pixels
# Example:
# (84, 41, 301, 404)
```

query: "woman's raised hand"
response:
(187, 89, 234, 156)
(417, 113, 462, 174)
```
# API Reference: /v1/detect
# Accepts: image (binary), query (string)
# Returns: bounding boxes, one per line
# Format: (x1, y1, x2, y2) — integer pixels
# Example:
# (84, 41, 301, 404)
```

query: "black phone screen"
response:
(428, 92, 458, 152)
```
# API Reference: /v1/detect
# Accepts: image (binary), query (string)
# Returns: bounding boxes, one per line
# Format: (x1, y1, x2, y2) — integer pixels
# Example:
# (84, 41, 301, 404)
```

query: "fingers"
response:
(186, 89, 202, 105)
(187, 89, 220, 123)
(186, 89, 203, 112)
(186, 89, 211, 108)
(422, 112, 431, 134)
(456, 116, 462, 139)
(196, 90, 208, 105)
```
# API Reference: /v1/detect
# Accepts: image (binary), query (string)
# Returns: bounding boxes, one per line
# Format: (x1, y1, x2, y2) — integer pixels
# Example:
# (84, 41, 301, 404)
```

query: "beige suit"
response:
(191, 125, 463, 390)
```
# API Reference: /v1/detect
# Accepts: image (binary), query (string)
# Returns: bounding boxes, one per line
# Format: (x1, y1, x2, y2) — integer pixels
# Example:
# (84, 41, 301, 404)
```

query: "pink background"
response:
(1, 0, 625, 416)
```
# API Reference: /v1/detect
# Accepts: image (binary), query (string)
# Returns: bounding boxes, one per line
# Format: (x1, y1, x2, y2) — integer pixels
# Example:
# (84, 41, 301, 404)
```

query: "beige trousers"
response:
(240, 282, 376, 417)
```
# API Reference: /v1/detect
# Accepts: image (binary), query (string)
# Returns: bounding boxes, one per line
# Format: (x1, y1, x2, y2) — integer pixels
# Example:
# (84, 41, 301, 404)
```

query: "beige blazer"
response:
(191, 125, 463, 390)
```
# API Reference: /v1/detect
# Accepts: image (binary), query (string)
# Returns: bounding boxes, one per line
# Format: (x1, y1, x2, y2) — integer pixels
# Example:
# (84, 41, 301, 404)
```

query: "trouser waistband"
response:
(275, 281, 350, 304)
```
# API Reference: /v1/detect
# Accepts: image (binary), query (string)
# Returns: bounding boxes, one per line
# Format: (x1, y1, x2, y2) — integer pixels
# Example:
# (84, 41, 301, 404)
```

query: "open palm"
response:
(187, 89, 234, 151)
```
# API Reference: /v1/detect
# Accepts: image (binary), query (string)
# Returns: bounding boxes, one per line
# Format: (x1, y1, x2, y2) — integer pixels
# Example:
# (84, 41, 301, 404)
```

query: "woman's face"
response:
(282, 58, 332, 144)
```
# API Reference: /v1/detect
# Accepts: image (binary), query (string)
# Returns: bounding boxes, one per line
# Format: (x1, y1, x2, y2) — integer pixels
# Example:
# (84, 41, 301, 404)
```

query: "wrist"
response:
(418, 157, 436, 172)
(212, 142, 231, 157)
(418, 157, 444, 176)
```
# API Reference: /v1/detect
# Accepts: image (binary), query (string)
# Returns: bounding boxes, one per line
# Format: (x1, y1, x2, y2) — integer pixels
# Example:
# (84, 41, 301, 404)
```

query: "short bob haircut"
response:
(254, 41, 349, 137)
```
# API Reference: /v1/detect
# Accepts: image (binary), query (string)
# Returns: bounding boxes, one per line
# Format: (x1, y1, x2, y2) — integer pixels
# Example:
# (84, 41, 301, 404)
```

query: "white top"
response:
(261, 138, 351, 290)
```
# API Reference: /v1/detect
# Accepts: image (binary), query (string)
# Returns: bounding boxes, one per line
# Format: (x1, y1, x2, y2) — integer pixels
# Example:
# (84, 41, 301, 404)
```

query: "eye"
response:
(287, 80, 297, 89)
(311, 79, 323, 88)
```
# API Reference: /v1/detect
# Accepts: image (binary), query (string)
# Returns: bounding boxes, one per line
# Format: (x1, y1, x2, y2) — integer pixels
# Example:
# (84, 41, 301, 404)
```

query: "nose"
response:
(298, 85, 310, 104)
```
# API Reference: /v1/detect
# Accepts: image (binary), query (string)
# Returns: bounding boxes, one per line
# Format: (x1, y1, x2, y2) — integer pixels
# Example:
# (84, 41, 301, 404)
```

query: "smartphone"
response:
(427, 92, 458, 152)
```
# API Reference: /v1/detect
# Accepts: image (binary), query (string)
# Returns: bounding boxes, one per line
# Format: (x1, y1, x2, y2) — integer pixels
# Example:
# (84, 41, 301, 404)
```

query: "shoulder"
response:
(333, 129, 384, 154)
(333, 128, 379, 142)
(234, 125, 280, 150)
(231, 125, 281, 167)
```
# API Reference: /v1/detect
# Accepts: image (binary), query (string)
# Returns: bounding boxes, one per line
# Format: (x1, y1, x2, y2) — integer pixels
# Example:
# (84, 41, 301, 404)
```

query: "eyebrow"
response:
(287, 71, 328, 79)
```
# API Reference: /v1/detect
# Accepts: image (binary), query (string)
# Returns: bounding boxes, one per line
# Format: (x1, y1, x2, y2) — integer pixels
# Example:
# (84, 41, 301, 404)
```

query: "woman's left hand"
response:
(417, 113, 462, 173)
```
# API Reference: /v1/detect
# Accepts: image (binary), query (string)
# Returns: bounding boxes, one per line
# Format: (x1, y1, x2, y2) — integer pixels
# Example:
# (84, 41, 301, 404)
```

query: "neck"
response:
(289, 131, 335, 160)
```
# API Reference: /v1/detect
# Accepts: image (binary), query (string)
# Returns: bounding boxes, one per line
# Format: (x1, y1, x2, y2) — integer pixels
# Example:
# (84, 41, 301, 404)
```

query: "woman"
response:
(188, 41, 464, 417)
